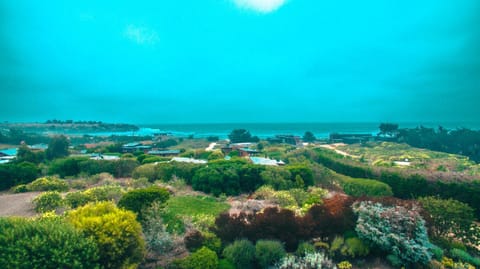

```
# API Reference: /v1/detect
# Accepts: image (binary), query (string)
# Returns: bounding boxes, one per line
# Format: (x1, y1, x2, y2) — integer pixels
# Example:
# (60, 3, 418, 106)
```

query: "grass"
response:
(161, 195, 230, 234)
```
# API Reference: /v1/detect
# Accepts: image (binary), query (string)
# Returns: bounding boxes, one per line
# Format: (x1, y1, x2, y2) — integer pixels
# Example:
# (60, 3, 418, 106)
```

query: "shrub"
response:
(337, 261, 352, 269)
(65, 191, 91, 208)
(181, 247, 219, 269)
(118, 186, 170, 219)
(142, 202, 174, 253)
(340, 176, 393, 197)
(353, 201, 432, 266)
(419, 196, 475, 238)
(0, 217, 100, 268)
(223, 239, 256, 269)
(450, 248, 480, 267)
(33, 191, 63, 213)
(275, 251, 337, 269)
(66, 201, 145, 269)
(12, 184, 28, 193)
(255, 240, 286, 268)
(28, 176, 69, 192)
(218, 259, 235, 269)
(431, 244, 444, 260)
(82, 184, 124, 203)
(296, 242, 316, 257)
(185, 230, 204, 252)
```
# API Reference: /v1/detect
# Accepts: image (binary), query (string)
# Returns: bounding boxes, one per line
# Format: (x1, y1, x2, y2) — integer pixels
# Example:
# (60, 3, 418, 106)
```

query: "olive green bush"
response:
(33, 191, 63, 213)
(118, 186, 170, 219)
(255, 240, 286, 268)
(0, 217, 100, 268)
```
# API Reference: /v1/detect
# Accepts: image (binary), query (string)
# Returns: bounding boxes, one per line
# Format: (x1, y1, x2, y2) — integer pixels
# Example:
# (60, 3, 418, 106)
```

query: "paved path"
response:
(0, 192, 40, 217)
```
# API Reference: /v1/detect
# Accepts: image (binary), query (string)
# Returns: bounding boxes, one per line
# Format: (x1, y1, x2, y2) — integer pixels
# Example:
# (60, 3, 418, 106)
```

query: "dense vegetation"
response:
(1, 126, 479, 268)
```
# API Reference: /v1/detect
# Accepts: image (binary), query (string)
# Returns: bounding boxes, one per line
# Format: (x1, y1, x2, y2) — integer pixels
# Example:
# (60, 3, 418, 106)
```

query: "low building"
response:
(122, 142, 152, 153)
(329, 133, 374, 144)
(148, 149, 181, 157)
(170, 157, 207, 164)
(250, 157, 285, 166)
(267, 135, 300, 145)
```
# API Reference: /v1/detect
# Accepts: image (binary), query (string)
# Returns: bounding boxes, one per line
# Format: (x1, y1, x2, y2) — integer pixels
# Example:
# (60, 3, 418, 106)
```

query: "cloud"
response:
(124, 24, 159, 45)
(233, 0, 287, 13)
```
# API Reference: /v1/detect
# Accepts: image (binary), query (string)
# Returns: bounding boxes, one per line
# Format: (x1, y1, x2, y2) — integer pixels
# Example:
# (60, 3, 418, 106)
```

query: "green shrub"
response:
(340, 176, 393, 197)
(0, 217, 100, 268)
(82, 184, 124, 203)
(431, 244, 444, 260)
(181, 247, 219, 269)
(65, 191, 91, 208)
(450, 248, 480, 267)
(66, 201, 145, 269)
(118, 186, 170, 219)
(255, 240, 286, 268)
(218, 259, 235, 269)
(33, 191, 63, 213)
(295, 242, 316, 257)
(28, 176, 69, 192)
(342, 237, 370, 258)
(276, 252, 336, 269)
(12, 184, 28, 193)
(223, 239, 256, 269)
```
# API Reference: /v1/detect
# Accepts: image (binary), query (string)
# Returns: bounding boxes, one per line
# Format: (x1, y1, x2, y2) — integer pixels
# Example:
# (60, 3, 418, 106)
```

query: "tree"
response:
(228, 129, 259, 143)
(46, 135, 70, 160)
(378, 123, 399, 137)
(303, 131, 316, 142)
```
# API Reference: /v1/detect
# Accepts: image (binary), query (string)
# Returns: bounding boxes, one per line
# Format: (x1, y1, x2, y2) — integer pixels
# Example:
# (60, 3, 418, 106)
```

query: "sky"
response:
(1, 0, 479, 124)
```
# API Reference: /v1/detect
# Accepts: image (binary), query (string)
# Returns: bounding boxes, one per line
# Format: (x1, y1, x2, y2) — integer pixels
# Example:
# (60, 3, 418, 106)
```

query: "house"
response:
(250, 157, 285, 166)
(122, 142, 152, 153)
(221, 142, 259, 157)
(147, 149, 181, 157)
(329, 133, 374, 144)
(267, 135, 300, 146)
(170, 157, 207, 164)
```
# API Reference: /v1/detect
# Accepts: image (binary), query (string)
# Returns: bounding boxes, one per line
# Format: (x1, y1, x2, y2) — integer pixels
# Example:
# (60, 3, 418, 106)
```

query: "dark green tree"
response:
(46, 135, 70, 160)
(228, 129, 259, 143)
(378, 123, 399, 137)
(303, 131, 316, 142)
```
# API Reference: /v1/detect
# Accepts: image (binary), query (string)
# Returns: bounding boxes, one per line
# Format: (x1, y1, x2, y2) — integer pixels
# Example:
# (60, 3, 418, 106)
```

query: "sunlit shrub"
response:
(66, 201, 145, 269)
(27, 176, 69, 192)
(33, 191, 63, 213)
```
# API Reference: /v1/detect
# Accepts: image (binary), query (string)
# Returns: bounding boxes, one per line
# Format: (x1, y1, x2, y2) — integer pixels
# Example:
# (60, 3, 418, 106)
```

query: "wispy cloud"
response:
(233, 0, 287, 13)
(124, 24, 159, 45)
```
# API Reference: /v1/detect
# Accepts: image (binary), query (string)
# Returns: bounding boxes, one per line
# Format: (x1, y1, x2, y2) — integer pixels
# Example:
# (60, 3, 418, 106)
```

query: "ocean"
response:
(129, 122, 480, 139)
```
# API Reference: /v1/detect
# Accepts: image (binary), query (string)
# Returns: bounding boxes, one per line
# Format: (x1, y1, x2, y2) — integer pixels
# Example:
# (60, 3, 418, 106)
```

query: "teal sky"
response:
(1, 0, 479, 124)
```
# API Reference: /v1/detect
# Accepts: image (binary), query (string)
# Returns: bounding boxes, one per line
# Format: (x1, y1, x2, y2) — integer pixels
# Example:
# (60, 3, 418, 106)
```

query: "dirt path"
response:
(318, 143, 359, 158)
(0, 192, 41, 217)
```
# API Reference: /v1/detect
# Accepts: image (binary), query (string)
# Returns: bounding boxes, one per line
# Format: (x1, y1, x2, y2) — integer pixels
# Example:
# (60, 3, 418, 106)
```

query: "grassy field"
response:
(161, 195, 230, 233)
(337, 142, 480, 174)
